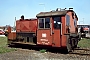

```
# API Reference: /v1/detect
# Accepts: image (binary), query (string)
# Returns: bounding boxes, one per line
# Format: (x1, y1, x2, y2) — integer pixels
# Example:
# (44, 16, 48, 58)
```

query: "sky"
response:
(0, 0, 90, 26)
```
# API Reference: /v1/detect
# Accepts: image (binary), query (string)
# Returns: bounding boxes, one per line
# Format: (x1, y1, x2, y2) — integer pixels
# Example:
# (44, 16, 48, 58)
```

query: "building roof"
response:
(77, 24, 90, 25)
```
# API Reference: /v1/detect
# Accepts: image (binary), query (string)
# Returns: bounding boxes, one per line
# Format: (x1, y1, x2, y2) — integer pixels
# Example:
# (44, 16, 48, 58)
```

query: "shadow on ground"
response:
(8, 43, 90, 55)
(8, 44, 68, 54)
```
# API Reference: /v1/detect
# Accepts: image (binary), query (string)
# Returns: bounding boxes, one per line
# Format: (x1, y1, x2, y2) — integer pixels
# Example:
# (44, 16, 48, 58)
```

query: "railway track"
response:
(0, 46, 90, 60)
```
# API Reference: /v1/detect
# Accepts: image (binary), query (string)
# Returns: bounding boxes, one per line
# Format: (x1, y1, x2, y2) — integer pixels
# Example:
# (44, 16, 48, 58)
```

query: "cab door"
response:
(37, 17, 52, 46)
(52, 17, 62, 47)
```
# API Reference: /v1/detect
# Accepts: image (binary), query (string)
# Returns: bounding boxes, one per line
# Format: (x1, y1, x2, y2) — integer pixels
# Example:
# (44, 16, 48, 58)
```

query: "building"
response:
(77, 24, 90, 33)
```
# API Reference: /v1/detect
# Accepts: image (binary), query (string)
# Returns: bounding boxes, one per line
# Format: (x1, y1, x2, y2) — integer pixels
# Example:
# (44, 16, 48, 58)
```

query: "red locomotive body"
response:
(6, 8, 81, 52)
(16, 19, 37, 32)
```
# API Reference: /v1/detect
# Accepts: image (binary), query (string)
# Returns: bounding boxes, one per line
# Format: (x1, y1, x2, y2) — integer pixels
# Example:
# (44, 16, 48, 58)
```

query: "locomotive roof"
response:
(17, 18, 37, 21)
(36, 10, 74, 17)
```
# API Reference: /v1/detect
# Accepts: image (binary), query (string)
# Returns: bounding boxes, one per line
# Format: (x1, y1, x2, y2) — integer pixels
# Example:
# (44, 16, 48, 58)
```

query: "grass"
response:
(0, 37, 17, 54)
(40, 49, 46, 53)
(0, 37, 7, 47)
(78, 38, 90, 48)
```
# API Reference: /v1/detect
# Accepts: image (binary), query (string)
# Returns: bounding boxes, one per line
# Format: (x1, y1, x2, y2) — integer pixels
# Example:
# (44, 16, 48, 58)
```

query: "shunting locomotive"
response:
(5, 8, 81, 52)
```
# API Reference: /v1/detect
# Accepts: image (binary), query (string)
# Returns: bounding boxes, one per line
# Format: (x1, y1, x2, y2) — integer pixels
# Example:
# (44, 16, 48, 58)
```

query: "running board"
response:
(12, 42, 36, 45)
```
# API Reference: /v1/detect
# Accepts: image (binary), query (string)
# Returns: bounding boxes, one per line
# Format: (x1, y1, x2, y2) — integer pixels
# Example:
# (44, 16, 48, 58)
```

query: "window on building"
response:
(38, 17, 50, 29)
(53, 17, 61, 29)
(66, 14, 70, 26)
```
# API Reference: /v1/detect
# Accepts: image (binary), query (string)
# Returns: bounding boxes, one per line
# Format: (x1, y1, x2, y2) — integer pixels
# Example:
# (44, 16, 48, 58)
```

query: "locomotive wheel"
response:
(66, 35, 72, 52)
(72, 38, 76, 50)
(74, 38, 78, 48)
(70, 38, 77, 50)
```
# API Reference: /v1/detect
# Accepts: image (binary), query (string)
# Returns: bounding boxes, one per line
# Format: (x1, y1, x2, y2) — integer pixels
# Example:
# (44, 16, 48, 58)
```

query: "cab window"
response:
(45, 17, 50, 28)
(38, 18, 44, 28)
(66, 14, 70, 26)
(74, 18, 77, 27)
(53, 17, 61, 29)
(38, 17, 50, 29)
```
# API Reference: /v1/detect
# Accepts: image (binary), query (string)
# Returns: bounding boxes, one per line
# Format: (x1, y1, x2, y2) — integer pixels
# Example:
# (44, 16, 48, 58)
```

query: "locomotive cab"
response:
(36, 14, 63, 47)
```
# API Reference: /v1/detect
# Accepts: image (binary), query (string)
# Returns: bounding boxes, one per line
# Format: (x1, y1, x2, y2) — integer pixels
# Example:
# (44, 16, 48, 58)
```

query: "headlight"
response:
(82, 33, 84, 34)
